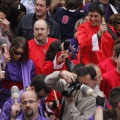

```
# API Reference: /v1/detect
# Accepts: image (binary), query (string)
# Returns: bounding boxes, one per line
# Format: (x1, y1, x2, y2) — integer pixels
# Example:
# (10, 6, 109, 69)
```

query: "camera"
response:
(62, 74, 82, 97)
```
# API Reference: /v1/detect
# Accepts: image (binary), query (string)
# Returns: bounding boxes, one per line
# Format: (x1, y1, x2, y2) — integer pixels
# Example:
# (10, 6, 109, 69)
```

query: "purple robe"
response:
(0, 90, 24, 120)
(0, 91, 48, 120)
(5, 59, 35, 84)
(16, 114, 47, 120)
(69, 37, 79, 59)
(0, 59, 35, 108)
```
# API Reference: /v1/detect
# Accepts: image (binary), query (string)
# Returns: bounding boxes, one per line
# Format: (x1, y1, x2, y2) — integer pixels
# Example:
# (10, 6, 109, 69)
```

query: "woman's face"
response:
(0, 12, 6, 26)
(13, 47, 24, 61)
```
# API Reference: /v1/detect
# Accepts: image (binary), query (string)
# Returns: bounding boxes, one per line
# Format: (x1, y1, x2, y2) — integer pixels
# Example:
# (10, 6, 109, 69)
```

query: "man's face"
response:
(88, 11, 101, 26)
(21, 91, 40, 118)
(95, 67, 103, 86)
(35, 0, 48, 18)
(78, 74, 95, 89)
(37, 89, 49, 99)
(33, 20, 49, 44)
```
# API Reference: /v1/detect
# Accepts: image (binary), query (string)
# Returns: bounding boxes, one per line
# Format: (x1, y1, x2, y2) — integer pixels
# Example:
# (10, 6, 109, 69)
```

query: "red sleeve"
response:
(42, 61, 54, 75)
(45, 90, 62, 118)
(45, 90, 62, 103)
(76, 23, 93, 48)
(98, 62, 106, 74)
(100, 74, 112, 99)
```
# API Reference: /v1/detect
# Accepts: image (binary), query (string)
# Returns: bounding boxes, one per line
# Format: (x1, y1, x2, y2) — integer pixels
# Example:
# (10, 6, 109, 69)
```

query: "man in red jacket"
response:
(76, 2, 115, 65)
(28, 19, 56, 75)
(101, 47, 120, 99)
(98, 43, 120, 74)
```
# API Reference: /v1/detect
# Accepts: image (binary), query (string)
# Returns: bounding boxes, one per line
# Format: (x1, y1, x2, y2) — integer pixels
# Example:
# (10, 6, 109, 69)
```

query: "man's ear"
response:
(47, 28, 50, 35)
(94, 77, 97, 82)
(37, 100, 40, 106)
(117, 102, 120, 108)
(31, 86, 35, 91)
(112, 51, 116, 57)
(114, 57, 118, 63)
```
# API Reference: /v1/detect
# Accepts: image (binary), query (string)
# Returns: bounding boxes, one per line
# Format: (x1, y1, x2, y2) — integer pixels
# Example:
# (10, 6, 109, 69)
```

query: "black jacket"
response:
(16, 13, 61, 41)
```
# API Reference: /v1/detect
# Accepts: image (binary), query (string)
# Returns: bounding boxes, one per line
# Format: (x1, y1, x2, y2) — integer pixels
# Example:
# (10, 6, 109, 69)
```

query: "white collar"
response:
(34, 38, 48, 46)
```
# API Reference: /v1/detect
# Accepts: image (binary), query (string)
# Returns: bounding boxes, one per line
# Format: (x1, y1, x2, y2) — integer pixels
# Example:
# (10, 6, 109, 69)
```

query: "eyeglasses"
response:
(21, 100, 38, 105)
(14, 51, 23, 56)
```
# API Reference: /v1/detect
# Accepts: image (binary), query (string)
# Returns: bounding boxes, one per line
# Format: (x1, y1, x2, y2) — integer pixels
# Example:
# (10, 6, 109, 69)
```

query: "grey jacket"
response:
(44, 71, 103, 120)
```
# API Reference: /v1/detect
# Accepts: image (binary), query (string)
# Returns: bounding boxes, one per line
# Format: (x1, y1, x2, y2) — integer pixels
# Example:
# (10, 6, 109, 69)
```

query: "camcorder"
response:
(62, 74, 82, 97)
(61, 40, 82, 97)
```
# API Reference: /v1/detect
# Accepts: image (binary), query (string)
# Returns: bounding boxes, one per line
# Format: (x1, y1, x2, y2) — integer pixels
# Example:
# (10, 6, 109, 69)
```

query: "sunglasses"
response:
(14, 51, 23, 56)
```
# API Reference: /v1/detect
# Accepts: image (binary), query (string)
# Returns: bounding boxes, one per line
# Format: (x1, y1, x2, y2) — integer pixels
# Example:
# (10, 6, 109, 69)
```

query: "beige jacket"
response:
(45, 71, 102, 120)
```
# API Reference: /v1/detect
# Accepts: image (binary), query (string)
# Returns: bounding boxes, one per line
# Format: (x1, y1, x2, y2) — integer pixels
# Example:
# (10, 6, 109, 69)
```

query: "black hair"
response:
(114, 43, 120, 58)
(109, 87, 120, 108)
(46, 0, 51, 7)
(88, 2, 103, 16)
(65, 0, 82, 10)
(36, 0, 51, 7)
(103, 109, 118, 120)
(0, 0, 17, 11)
(7, 1, 26, 33)
(72, 63, 83, 74)
(45, 40, 61, 61)
(76, 66, 96, 80)
(9, 37, 29, 62)
(0, 6, 6, 15)
(30, 74, 51, 94)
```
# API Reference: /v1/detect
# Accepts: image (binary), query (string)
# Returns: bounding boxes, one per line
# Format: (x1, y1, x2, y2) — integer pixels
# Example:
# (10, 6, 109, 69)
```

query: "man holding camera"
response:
(44, 65, 104, 120)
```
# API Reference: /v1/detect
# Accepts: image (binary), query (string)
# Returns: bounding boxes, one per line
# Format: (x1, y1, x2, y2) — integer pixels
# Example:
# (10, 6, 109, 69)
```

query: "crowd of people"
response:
(0, 0, 120, 120)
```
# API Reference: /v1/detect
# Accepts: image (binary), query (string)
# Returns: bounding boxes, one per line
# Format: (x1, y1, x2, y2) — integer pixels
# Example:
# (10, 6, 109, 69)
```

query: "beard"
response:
(36, 34, 43, 41)
(25, 108, 33, 117)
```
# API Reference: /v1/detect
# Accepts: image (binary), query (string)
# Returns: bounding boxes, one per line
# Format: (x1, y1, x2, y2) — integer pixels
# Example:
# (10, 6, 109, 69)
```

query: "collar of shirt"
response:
(34, 13, 49, 21)
(62, 7, 77, 12)
(93, 85, 99, 92)
(17, 114, 41, 120)
(34, 38, 48, 46)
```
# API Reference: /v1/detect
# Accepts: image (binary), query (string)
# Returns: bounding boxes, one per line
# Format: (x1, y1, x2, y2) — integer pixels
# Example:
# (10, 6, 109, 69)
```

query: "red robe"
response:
(76, 21, 115, 64)
(98, 57, 116, 74)
(45, 90, 62, 119)
(42, 51, 77, 75)
(100, 69, 120, 99)
(42, 61, 67, 75)
(28, 38, 56, 75)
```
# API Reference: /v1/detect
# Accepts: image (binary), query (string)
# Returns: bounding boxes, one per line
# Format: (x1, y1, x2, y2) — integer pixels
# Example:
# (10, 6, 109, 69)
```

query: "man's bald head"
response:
(20, 91, 38, 101)
(34, 19, 49, 29)
(33, 19, 49, 44)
